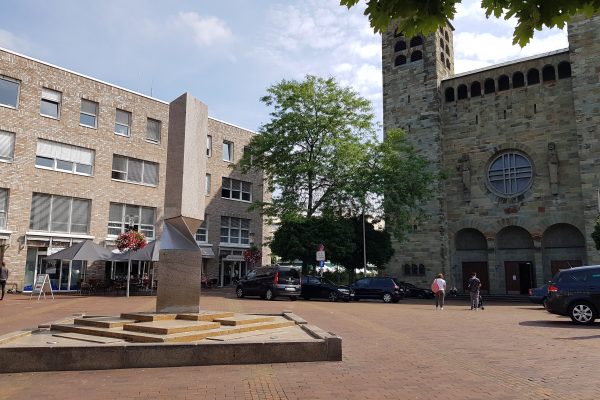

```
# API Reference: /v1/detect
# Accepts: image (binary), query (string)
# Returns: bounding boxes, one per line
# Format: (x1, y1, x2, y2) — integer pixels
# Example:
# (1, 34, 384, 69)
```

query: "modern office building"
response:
(382, 15, 600, 294)
(0, 47, 270, 291)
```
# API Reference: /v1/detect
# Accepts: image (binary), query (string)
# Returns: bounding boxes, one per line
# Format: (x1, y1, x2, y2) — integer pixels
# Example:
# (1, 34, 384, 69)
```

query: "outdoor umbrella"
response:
(44, 240, 113, 281)
(109, 240, 160, 297)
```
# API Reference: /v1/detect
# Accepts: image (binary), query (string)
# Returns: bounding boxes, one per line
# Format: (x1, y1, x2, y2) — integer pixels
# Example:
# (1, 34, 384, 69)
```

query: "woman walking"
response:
(432, 273, 446, 310)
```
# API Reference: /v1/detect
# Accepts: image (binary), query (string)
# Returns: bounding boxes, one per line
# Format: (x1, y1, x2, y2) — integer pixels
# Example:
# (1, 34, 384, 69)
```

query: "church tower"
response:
(382, 23, 454, 281)
(569, 15, 600, 265)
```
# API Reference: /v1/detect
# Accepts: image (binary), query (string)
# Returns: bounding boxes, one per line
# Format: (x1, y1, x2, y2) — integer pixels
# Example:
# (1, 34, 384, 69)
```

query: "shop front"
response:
(218, 248, 247, 287)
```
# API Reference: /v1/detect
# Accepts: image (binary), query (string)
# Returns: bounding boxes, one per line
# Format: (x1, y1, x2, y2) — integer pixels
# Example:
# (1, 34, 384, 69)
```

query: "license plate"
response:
(285, 287, 295, 291)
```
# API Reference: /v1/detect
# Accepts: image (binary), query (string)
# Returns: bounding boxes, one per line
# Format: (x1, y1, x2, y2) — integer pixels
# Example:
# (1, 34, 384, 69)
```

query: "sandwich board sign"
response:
(30, 274, 54, 300)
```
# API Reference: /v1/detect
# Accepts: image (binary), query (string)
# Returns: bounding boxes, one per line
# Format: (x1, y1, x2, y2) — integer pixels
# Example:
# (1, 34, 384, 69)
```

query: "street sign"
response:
(316, 251, 325, 261)
(29, 274, 54, 301)
(319, 260, 325, 267)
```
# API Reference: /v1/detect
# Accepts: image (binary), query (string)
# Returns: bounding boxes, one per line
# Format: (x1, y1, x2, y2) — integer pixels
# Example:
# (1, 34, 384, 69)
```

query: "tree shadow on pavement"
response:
(519, 320, 599, 329)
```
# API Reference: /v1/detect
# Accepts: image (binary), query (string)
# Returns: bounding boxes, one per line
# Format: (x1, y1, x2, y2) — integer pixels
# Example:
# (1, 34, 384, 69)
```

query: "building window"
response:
(221, 177, 251, 202)
(40, 88, 62, 119)
(195, 218, 208, 243)
(223, 141, 233, 162)
(108, 203, 155, 239)
(527, 68, 540, 85)
(542, 65, 556, 82)
(207, 135, 212, 157)
(484, 78, 495, 94)
(111, 155, 158, 186)
(457, 84, 468, 100)
(0, 188, 7, 229)
(80, 99, 98, 128)
(498, 75, 510, 91)
(409, 36, 423, 47)
(394, 55, 407, 66)
(513, 72, 525, 88)
(488, 152, 533, 196)
(557, 61, 571, 79)
(29, 193, 91, 234)
(471, 81, 482, 97)
(0, 130, 16, 163)
(394, 41, 406, 52)
(115, 109, 132, 136)
(403, 263, 426, 276)
(220, 216, 250, 245)
(410, 50, 422, 62)
(0, 76, 19, 109)
(146, 118, 161, 143)
(444, 87, 455, 102)
(35, 139, 95, 176)
(243, 145, 253, 165)
(205, 173, 211, 195)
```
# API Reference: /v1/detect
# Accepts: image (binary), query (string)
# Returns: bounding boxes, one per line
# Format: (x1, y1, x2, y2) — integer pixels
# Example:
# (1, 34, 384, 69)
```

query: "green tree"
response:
(340, 0, 600, 46)
(270, 216, 355, 273)
(238, 75, 376, 219)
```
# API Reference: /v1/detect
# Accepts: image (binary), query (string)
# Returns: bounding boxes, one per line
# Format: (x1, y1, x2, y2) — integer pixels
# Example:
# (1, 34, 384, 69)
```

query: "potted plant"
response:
(116, 230, 147, 297)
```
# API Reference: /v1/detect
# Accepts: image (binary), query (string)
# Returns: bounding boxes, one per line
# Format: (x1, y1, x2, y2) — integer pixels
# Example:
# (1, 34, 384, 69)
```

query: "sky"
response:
(0, 0, 568, 134)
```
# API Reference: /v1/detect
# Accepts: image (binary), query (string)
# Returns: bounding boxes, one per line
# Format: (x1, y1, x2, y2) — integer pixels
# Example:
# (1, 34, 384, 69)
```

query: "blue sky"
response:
(0, 0, 568, 133)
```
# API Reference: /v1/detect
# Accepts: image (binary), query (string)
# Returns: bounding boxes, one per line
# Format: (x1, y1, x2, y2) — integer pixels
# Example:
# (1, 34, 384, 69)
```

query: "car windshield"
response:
(322, 278, 336, 286)
(278, 268, 300, 280)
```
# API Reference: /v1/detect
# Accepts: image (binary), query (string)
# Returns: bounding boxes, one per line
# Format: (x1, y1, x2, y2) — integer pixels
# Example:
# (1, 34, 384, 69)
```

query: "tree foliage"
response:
(238, 75, 375, 219)
(340, 0, 600, 46)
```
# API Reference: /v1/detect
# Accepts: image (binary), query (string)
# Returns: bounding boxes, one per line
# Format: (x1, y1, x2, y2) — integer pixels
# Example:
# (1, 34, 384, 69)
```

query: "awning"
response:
(224, 254, 245, 262)
(201, 247, 215, 258)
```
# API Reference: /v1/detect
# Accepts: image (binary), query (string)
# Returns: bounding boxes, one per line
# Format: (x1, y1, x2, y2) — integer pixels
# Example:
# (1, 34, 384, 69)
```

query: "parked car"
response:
(301, 275, 354, 302)
(349, 277, 404, 303)
(545, 265, 600, 325)
(398, 282, 435, 299)
(528, 284, 549, 307)
(235, 265, 301, 301)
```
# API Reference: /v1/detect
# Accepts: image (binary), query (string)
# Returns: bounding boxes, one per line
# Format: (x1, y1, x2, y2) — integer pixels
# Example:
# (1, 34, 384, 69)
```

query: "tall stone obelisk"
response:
(156, 93, 207, 313)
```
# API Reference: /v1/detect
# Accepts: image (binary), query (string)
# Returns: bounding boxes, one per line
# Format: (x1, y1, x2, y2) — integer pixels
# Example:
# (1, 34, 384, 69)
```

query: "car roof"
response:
(560, 265, 600, 273)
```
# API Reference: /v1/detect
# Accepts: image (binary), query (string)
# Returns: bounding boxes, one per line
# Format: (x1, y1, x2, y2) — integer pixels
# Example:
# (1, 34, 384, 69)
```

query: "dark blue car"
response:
(528, 284, 549, 307)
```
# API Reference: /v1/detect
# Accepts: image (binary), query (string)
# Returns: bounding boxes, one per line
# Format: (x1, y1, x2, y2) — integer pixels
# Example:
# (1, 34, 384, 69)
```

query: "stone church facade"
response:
(383, 15, 600, 294)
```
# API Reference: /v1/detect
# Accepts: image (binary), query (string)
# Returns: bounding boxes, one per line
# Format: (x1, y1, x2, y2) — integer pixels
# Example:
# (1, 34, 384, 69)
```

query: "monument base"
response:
(155, 249, 202, 313)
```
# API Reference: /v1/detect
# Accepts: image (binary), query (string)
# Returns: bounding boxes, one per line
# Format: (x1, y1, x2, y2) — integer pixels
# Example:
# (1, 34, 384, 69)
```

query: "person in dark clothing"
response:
(0, 261, 9, 300)
(467, 272, 481, 310)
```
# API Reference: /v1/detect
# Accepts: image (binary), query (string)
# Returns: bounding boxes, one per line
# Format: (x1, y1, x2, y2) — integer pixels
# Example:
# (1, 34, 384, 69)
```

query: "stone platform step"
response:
(213, 315, 275, 326)
(52, 332, 126, 344)
(122, 320, 220, 335)
(120, 311, 235, 322)
(50, 317, 295, 343)
(74, 316, 137, 329)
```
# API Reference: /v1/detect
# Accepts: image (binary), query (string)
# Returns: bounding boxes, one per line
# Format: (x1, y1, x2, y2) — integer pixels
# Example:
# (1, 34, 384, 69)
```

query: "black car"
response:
(349, 277, 403, 303)
(235, 265, 301, 301)
(545, 265, 600, 324)
(528, 284, 549, 307)
(301, 275, 354, 302)
(398, 281, 435, 299)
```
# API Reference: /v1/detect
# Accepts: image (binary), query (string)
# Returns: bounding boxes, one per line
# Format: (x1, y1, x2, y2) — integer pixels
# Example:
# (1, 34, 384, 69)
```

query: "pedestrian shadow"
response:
(554, 334, 600, 340)
(519, 320, 599, 329)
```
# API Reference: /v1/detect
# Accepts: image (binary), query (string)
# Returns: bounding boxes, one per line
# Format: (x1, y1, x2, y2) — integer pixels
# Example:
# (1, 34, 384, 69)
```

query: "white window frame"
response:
(207, 135, 212, 157)
(40, 88, 62, 119)
(195, 217, 208, 243)
(80, 99, 98, 129)
(0, 188, 8, 229)
(146, 118, 161, 143)
(107, 203, 156, 239)
(205, 173, 211, 195)
(29, 193, 91, 234)
(114, 109, 132, 137)
(221, 177, 252, 202)
(111, 155, 159, 187)
(220, 216, 250, 246)
(223, 140, 233, 162)
(0, 130, 16, 163)
(0, 76, 20, 109)
(35, 139, 95, 176)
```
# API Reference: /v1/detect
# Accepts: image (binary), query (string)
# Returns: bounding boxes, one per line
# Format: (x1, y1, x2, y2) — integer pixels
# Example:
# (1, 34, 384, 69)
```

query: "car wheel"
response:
(328, 292, 338, 302)
(569, 302, 596, 325)
(542, 297, 549, 309)
(382, 292, 393, 303)
(289, 296, 297, 301)
(265, 288, 275, 301)
(236, 287, 244, 298)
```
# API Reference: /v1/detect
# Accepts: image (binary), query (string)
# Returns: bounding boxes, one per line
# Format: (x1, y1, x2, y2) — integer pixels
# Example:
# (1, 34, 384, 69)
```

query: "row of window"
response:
(195, 215, 251, 246)
(394, 51, 423, 66)
(206, 134, 244, 163)
(444, 62, 572, 102)
(0, 75, 162, 143)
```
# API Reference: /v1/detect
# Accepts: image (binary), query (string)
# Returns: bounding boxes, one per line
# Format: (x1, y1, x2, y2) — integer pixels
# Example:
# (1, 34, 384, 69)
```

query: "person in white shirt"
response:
(432, 273, 447, 310)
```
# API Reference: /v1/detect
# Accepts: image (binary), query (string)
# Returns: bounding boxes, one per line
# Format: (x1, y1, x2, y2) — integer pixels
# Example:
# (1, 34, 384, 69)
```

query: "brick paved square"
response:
(0, 291, 598, 400)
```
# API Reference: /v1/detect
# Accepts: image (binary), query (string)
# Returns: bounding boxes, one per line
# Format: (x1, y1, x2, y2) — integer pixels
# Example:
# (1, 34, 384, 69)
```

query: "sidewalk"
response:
(1, 293, 599, 400)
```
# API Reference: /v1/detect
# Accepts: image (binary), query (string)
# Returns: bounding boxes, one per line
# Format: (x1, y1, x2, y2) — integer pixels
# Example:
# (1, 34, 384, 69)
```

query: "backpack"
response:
(468, 277, 481, 292)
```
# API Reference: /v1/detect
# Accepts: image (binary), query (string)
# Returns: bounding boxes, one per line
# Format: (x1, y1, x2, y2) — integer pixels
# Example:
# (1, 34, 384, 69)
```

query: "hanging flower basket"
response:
(116, 230, 148, 252)
(243, 245, 262, 265)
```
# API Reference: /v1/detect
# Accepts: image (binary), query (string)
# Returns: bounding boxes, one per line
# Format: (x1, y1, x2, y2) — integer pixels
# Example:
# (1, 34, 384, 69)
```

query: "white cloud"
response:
(0, 29, 31, 53)
(333, 63, 353, 74)
(454, 31, 568, 73)
(349, 42, 381, 60)
(169, 12, 232, 47)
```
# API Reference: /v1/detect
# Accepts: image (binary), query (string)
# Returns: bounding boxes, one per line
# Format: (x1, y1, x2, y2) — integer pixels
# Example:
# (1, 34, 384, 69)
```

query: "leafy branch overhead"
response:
(339, 0, 600, 46)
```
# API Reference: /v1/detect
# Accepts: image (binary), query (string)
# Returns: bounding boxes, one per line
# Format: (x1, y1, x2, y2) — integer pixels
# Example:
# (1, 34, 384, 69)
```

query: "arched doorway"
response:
(496, 226, 535, 294)
(454, 228, 489, 293)
(542, 223, 586, 282)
